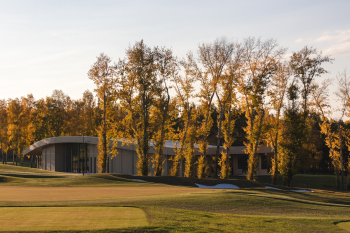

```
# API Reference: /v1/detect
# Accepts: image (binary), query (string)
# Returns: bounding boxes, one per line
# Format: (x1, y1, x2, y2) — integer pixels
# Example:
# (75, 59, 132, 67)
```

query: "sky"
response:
(0, 0, 349, 114)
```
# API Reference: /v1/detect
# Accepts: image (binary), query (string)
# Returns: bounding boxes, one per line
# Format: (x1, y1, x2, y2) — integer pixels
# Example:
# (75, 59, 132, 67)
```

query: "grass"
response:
(0, 163, 349, 232)
(0, 207, 148, 231)
(251, 174, 349, 190)
(0, 163, 67, 174)
(337, 221, 350, 232)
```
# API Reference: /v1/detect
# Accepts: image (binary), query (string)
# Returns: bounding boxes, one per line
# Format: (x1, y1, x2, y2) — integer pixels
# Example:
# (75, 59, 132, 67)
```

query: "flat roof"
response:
(23, 136, 272, 156)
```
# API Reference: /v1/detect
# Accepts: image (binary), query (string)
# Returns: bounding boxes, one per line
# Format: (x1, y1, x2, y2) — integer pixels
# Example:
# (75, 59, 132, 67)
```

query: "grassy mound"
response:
(116, 174, 263, 188)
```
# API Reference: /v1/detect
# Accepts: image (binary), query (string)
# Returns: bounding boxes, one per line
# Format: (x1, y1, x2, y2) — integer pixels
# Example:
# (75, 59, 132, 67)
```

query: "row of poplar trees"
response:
(0, 38, 348, 189)
(88, 38, 349, 190)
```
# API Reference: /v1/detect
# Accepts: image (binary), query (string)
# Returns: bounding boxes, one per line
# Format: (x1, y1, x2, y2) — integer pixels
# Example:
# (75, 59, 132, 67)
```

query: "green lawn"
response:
(0, 164, 349, 232)
(0, 207, 147, 231)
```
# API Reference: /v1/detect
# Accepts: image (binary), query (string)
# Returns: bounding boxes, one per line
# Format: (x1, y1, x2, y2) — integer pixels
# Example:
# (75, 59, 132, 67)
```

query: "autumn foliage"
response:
(1, 39, 350, 191)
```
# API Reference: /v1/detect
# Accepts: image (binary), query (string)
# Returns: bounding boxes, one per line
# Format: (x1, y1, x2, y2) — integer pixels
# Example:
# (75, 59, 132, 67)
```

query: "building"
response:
(23, 136, 273, 176)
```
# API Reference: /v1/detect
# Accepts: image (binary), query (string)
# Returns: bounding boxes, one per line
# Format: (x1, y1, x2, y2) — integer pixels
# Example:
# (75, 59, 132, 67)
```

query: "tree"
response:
(279, 81, 304, 187)
(7, 98, 23, 165)
(171, 54, 196, 176)
(81, 90, 98, 136)
(32, 98, 49, 141)
(300, 114, 323, 174)
(335, 70, 350, 190)
(196, 39, 236, 178)
(63, 90, 98, 137)
(265, 63, 289, 184)
(116, 41, 161, 176)
(290, 46, 333, 121)
(184, 38, 242, 178)
(0, 99, 8, 163)
(217, 45, 243, 179)
(312, 79, 343, 189)
(238, 37, 285, 181)
(88, 53, 116, 173)
(46, 90, 69, 137)
(290, 47, 333, 177)
(19, 95, 36, 164)
(150, 47, 176, 176)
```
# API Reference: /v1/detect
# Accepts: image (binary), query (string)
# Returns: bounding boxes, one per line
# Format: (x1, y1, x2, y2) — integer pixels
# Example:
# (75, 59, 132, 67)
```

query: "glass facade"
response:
(64, 143, 89, 173)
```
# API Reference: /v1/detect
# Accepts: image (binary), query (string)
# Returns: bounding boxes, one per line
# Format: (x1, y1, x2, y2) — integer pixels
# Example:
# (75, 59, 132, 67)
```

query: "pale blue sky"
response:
(0, 0, 349, 108)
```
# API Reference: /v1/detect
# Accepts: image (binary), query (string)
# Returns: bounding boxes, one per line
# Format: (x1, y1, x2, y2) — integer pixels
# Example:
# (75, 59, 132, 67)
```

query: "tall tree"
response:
(171, 54, 196, 176)
(195, 39, 236, 178)
(116, 41, 161, 176)
(88, 53, 116, 173)
(335, 70, 350, 190)
(0, 99, 8, 163)
(279, 81, 304, 187)
(19, 95, 36, 164)
(290, 47, 333, 176)
(265, 63, 289, 184)
(312, 79, 343, 189)
(217, 45, 243, 179)
(238, 37, 285, 181)
(150, 47, 176, 176)
(7, 98, 23, 165)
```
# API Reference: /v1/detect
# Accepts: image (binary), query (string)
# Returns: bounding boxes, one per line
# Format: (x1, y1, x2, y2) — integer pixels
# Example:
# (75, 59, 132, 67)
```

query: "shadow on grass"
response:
(334, 220, 350, 232)
(0, 175, 20, 183)
(0, 173, 67, 179)
(116, 174, 197, 187)
(254, 188, 350, 205)
(93, 174, 137, 182)
(334, 220, 350, 225)
(225, 189, 350, 208)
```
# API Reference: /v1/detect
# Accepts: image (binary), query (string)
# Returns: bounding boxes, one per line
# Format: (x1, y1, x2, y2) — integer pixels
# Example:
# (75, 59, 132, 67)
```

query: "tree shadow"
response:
(225, 189, 350, 208)
(0, 173, 66, 179)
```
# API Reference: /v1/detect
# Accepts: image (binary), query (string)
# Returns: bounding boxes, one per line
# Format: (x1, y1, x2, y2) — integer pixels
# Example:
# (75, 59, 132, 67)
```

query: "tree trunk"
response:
(215, 93, 225, 179)
(226, 109, 232, 175)
(273, 144, 278, 185)
(142, 91, 149, 176)
(338, 123, 344, 191)
(154, 93, 170, 176)
(201, 92, 215, 158)
(172, 106, 192, 176)
(103, 91, 107, 173)
(248, 110, 264, 181)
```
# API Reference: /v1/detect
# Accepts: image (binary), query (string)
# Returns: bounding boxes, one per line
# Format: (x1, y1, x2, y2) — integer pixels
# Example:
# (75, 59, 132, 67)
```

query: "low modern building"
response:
(23, 136, 273, 176)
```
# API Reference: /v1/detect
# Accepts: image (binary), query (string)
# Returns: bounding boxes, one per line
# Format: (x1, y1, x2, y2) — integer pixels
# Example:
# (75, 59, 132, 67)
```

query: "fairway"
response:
(0, 165, 349, 232)
(0, 186, 207, 202)
(0, 207, 148, 231)
(337, 221, 350, 232)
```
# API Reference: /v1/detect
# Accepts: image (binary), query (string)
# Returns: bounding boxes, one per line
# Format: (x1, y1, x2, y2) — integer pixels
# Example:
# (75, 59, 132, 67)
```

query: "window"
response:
(260, 154, 269, 170)
(237, 155, 248, 172)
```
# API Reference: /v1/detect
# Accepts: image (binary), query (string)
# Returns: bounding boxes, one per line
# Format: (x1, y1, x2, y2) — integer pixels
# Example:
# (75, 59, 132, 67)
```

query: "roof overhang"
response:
(23, 136, 273, 156)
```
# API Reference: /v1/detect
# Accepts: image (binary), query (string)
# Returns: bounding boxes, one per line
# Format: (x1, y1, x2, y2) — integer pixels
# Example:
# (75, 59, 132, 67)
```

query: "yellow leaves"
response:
(196, 155, 207, 179)
(218, 151, 230, 179)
